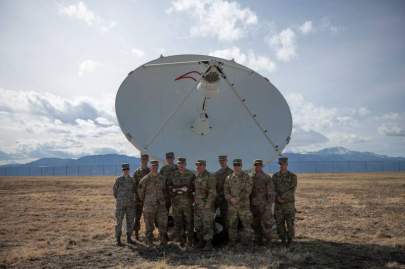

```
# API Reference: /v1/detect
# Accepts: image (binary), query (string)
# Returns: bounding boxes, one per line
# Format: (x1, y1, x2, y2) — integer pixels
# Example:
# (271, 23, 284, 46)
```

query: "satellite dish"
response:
(115, 54, 292, 168)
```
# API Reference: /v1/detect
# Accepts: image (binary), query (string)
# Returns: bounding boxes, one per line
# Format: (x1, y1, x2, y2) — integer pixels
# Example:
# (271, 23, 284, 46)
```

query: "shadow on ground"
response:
(3, 238, 404, 269)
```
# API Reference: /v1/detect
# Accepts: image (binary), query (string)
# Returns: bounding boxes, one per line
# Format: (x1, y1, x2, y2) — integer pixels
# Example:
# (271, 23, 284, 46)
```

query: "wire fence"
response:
(1, 161, 404, 176)
(268, 160, 405, 173)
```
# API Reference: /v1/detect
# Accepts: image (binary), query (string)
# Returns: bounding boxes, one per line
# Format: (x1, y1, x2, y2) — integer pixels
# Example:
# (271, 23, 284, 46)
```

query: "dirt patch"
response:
(1, 174, 405, 268)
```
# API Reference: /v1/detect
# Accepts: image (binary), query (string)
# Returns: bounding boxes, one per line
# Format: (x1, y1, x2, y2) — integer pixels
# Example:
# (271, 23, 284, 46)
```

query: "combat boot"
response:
(127, 234, 135, 245)
(280, 236, 287, 247)
(203, 240, 213, 251)
(158, 231, 167, 246)
(116, 237, 123, 246)
(255, 237, 264, 246)
(134, 230, 139, 240)
(186, 235, 193, 248)
(195, 239, 205, 249)
(179, 240, 185, 248)
(227, 240, 237, 249)
(265, 240, 273, 249)
(145, 237, 153, 247)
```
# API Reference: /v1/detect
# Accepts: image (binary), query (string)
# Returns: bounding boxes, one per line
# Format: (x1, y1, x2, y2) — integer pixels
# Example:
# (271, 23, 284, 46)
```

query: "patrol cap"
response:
(278, 157, 288, 164)
(254, 159, 263, 166)
(121, 163, 130, 170)
(233, 159, 242, 166)
(195, 160, 206, 166)
(218, 155, 227, 161)
(177, 157, 186, 164)
(150, 160, 159, 166)
(140, 154, 149, 160)
(165, 152, 175, 158)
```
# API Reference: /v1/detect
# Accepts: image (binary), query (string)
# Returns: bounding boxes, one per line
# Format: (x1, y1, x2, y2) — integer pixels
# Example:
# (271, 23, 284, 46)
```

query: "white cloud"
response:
(357, 107, 370, 117)
(0, 88, 114, 124)
(60, 1, 116, 32)
(290, 127, 329, 148)
(131, 48, 145, 58)
(61, 1, 96, 25)
(286, 93, 338, 131)
(285, 93, 376, 152)
(377, 112, 405, 137)
(246, 51, 276, 73)
(78, 59, 99, 77)
(378, 124, 405, 137)
(210, 46, 247, 63)
(267, 28, 297, 62)
(299, 20, 313, 34)
(100, 21, 117, 32)
(329, 133, 371, 144)
(0, 88, 134, 164)
(209, 46, 276, 74)
(379, 112, 399, 121)
(321, 17, 344, 34)
(167, 0, 258, 42)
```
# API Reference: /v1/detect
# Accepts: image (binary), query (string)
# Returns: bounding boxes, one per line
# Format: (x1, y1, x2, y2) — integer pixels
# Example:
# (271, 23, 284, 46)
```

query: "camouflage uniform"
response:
(133, 166, 150, 238)
(272, 170, 297, 242)
(194, 168, 216, 243)
(214, 165, 233, 233)
(138, 172, 168, 245)
(224, 169, 254, 244)
(250, 169, 274, 243)
(160, 164, 178, 210)
(113, 174, 136, 242)
(168, 168, 195, 245)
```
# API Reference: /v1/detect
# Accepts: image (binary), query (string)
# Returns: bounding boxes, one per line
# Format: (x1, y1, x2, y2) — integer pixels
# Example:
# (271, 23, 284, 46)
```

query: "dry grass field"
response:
(1, 173, 405, 268)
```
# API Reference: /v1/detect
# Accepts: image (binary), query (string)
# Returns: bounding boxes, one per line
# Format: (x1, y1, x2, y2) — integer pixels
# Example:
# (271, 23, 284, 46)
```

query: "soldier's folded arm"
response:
(283, 174, 298, 201)
(190, 176, 196, 194)
(279, 186, 297, 202)
(224, 177, 233, 203)
(167, 178, 176, 196)
(242, 174, 253, 201)
(206, 176, 217, 208)
(113, 178, 119, 198)
(267, 176, 276, 203)
(138, 179, 146, 202)
(288, 174, 298, 193)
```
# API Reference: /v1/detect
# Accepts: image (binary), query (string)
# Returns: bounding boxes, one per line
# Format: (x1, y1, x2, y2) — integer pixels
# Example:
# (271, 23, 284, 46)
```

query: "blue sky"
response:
(0, 0, 404, 163)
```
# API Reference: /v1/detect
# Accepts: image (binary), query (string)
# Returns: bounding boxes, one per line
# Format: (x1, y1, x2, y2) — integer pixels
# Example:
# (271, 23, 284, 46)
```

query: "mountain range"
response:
(0, 147, 405, 176)
(1, 147, 404, 170)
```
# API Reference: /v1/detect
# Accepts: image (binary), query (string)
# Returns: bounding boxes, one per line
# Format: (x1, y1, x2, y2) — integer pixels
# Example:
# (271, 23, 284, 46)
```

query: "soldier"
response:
(214, 155, 233, 241)
(138, 160, 168, 246)
(194, 160, 216, 250)
(160, 152, 178, 211)
(272, 157, 297, 247)
(132, 154, 150, 240)
(250, 159, 274, 246)
(167, 157, 195, 247)
(224, 159, 254, 247)
(113, 163, 136, 246)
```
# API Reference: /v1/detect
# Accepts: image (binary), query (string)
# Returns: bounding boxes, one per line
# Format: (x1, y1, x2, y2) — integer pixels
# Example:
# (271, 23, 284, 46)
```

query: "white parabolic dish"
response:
(115, 54, 292, 168)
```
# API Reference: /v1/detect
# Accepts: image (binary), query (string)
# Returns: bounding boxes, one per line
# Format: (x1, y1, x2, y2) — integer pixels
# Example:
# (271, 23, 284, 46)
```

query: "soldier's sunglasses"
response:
(122, 168, 129, 171)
